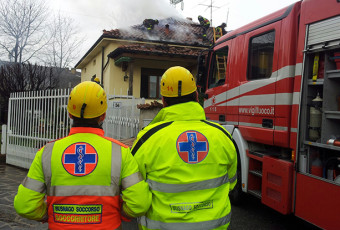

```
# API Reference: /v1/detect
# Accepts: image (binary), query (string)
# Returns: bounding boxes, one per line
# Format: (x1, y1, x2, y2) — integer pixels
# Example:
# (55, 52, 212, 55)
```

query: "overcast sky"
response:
(50, 0, 299, 64)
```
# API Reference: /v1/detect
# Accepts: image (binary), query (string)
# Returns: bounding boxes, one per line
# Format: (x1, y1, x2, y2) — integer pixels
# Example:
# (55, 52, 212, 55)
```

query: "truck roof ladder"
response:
(213, 27, 227, 81)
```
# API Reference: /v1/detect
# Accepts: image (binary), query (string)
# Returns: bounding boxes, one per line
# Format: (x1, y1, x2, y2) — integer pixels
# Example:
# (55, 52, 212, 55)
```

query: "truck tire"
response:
(229, 153, 243, 205)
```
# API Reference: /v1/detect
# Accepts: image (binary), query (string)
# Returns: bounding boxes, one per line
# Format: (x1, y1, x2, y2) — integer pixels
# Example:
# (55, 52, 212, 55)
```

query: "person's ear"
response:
(99, 112, 106, 122)
(195, 91, 199, 102)
(162, 97, 167, 107)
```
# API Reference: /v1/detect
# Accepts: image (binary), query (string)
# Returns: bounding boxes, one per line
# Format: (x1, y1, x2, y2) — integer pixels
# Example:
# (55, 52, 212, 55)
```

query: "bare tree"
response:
(0, 62, 58, 122)
(0, 0, 49, 63)
(42, 12, 84, 69)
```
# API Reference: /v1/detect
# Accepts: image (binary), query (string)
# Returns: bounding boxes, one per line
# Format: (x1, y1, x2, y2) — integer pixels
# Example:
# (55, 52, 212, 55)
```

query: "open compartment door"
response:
(261, 156, 293, 214)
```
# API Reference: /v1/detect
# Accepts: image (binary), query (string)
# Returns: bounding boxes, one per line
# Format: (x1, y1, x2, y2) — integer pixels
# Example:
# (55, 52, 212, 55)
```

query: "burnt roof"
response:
(75, 18, 213, 68)
(103, 17, 213, 46)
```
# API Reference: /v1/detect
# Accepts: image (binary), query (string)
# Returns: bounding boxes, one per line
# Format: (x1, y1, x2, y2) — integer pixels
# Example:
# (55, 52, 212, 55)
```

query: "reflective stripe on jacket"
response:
(132, 102, 237, 230)
(14, 127, 151, 230)
(199, 17, 210, 27)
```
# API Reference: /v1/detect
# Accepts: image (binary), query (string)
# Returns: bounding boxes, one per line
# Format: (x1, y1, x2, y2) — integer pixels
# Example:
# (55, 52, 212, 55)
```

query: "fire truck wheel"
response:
(229, 153, 243, 205)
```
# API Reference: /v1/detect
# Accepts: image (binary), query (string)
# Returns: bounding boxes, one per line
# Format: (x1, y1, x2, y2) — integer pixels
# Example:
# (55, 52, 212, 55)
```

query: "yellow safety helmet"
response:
(67, 81, 107, 119)
(160, 66, 197, 97)
(93, 77, 100, 83)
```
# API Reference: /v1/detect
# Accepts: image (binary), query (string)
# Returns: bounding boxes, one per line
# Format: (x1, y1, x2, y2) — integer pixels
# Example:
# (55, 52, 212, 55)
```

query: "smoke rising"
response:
(109, 0, 183, 28)
(53, 0, 189, 56)
(65, 0, 183, 29)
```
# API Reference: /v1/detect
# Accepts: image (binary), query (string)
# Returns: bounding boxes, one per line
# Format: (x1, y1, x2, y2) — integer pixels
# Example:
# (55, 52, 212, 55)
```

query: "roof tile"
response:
(103, 18, 213, 46)
(109, 43, 203, 58)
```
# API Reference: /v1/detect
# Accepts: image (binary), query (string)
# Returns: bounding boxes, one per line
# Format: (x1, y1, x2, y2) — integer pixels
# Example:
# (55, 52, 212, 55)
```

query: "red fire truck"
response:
(197, 0, 340, 229)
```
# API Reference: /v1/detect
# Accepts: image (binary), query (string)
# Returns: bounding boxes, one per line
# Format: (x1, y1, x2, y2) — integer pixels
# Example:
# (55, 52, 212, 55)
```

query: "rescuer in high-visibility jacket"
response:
(132, 66, 237, 230)
(198, 15, 210, 39)
(216, 22, 227, 35)
(14, 81, 152, 230)
(143, 19, 159, 31)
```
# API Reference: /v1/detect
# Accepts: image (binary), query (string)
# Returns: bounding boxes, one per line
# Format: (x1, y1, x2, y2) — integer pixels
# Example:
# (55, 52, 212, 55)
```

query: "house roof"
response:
(75, 18, 213, 68)
(137, 100, 163, 110)
(108, 43, 203, 59)
(102, 18, 213, 46)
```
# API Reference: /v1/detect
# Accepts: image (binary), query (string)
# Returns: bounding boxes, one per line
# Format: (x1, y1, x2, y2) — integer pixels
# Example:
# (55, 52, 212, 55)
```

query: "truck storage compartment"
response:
(297, 14, 340, 228)
(295, 173, 340, 230)
(300, 49, 340, 183)
(261, 156, 293, 214)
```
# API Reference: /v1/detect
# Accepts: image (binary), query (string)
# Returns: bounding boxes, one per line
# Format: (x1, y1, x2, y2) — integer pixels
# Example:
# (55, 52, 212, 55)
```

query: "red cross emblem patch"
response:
(62, 142, 98, 176)
(176, 130, 209, 164)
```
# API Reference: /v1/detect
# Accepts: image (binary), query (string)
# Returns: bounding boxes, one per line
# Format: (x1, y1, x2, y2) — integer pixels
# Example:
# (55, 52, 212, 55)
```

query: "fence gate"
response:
(6, 89, 71, 169)
(6, 91, 143, 169)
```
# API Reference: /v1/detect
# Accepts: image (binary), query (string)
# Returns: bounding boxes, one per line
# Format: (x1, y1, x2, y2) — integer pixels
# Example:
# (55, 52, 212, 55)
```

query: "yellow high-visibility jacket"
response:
(132, 101, 237, 230)
(14, 127, 151, 230)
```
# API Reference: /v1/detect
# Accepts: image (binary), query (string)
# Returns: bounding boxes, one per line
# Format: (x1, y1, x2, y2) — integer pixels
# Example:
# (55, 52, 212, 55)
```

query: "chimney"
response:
(165, 24, 170, 35)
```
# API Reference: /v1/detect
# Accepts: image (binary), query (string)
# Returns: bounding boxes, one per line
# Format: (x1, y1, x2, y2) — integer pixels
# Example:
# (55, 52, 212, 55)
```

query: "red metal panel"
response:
(247, 150, 263, 162)
(295, 173, 340, 230)
(275, 104, 292, 118)
(226, 106, 238, 117)
(301, 0, 340, 25)
(289, 131, 298, 152)
(262, 156, 293, 214)
(223, 6, 290, 51)
(239, 125, 273, 145)
(229, 35, 245, 88)
(277, 3, 301, 69)
(274, 116, 290, 148)
(273, 130, 290, 148)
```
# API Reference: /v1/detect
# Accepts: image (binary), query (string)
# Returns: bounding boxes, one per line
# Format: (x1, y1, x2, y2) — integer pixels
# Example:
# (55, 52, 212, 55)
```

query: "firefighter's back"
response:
(134, 100, 237, 230)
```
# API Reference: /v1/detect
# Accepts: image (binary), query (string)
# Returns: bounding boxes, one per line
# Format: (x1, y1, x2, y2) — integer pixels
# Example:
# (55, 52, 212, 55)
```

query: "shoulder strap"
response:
(131, 121, 173, 155)
(201, 120, 239, 154)
(201, 120, 232, 141)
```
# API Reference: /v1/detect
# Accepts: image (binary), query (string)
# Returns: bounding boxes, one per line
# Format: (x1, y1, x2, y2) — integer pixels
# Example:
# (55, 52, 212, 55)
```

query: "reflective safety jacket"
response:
(14, 127, 151, 230)
(132, 102, 237, 230)
(216, 25, 227, 35)
(198, 17, 210, 28)
(143, 19, 158, 30)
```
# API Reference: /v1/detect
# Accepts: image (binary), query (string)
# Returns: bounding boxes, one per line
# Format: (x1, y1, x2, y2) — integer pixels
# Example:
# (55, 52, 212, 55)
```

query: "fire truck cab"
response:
(197, 0, 340, 229)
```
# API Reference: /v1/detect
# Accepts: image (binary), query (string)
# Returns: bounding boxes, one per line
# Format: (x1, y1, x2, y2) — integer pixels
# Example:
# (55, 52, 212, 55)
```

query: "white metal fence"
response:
(6, 89, 71, 168)
(5, 90, 143, 169)
(104, 96, 144, 140)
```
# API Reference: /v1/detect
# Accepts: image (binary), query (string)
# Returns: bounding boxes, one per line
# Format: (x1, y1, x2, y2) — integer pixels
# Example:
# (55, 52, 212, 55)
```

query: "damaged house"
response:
(75, 18, 213, 100)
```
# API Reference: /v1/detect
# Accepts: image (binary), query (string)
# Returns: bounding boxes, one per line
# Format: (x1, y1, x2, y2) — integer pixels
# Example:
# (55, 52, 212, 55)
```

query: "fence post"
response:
(1, 125, 7, 154)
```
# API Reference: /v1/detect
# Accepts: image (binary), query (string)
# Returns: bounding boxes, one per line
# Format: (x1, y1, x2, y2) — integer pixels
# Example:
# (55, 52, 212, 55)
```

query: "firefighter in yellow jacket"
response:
(132, 66, 237, 230)
(14, 81, 152, 229)
(198, 15, 210, 39)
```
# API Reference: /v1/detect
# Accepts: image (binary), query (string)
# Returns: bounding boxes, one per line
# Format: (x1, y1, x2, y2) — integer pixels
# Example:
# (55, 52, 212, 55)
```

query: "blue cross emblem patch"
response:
(62, 142, 98, 176)
(176, 131, 209, 164)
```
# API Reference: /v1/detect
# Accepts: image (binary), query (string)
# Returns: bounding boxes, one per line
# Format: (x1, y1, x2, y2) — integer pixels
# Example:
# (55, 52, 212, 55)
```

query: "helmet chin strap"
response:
(178, 80, 182, 97)
(80, 103, 87, 119)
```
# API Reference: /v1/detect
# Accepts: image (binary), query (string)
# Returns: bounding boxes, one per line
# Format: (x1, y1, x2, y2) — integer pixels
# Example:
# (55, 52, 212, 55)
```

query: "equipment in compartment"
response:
(329, 52, 340, 70)
(335, 175, 340, 185)
(324, 157, 340, 182)
(310, 149, 323, 177)
(311, 53, 324, 80)
(327, 138, 340, 147)
(312, 53, 319, 81)
(309, 93, 323, 141)
(299, 153, 308, 173)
